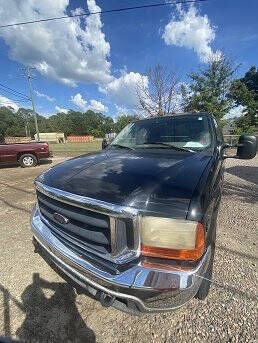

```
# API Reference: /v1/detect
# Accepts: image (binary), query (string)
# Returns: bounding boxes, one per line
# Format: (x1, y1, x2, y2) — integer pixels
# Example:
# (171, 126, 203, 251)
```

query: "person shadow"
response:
(16, 273, 96, 343)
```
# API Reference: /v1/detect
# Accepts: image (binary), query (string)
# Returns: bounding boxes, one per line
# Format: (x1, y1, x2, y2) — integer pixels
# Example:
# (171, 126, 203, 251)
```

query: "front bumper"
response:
(31, 206, 211, 314)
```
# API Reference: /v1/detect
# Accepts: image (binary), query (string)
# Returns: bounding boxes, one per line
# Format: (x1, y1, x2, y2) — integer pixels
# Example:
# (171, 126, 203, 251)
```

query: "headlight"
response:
(140, 216, 205, 261)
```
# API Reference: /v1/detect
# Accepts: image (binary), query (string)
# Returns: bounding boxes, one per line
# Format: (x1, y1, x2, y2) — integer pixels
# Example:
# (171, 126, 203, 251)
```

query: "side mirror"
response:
(223, 135, 257, 160)
(236, 135, 257, 159)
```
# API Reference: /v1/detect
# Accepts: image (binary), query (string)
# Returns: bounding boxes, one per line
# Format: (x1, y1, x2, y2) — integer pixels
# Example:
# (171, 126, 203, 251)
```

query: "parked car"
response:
(0, 136, 52, 167)
(31, 113, 257, 314)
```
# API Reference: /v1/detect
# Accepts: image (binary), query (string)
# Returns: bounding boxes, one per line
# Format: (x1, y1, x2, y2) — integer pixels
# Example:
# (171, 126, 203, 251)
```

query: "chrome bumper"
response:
(31, 206, 211, 314)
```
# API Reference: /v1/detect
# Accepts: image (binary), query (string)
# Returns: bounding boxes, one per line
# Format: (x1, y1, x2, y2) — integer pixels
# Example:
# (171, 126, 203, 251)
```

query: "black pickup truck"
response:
(31, 113, 257, 314)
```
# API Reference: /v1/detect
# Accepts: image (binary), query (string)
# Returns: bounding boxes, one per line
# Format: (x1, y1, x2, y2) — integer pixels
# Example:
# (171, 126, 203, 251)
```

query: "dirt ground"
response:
(0, 156, 257, 343)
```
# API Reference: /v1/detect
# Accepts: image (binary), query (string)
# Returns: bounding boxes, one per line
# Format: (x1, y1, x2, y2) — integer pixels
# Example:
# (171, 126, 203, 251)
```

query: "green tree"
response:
(115, 115, 138, 133)
(48, 110, 85, 135)
(0, 106, 16, 135)
(230, 66, 257, 134)
(17, 108, 32, 137)
(89, 128, 103, 137)
(182, 56, 237, 122)
(0, 106, 116, 138)
(84, 111, 115, 137)
(0, 106, 52, 138)
(0, 106, 33, 137)
(47, 110, 115, 137)
(242, 65, 258, 93)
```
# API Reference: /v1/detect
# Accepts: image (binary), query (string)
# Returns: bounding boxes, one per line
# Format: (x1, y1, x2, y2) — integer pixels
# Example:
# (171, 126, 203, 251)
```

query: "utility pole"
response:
(24, 66, 39, 141)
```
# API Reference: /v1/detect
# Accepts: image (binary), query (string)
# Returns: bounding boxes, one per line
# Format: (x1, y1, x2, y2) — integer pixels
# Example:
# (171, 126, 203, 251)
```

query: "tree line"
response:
(0, 107, 137, 138)
(0, 56, 257, 138)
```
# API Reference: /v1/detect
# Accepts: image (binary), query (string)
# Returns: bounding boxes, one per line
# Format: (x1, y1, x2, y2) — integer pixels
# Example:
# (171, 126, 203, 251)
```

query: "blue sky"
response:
(0, 0, 257, 118)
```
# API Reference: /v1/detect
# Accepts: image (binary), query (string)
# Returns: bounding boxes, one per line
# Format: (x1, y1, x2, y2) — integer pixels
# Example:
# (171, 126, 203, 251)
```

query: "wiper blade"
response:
(138, 142, 193, 152)
(164, 144, 194, 152)
(110, 144, 135, 151)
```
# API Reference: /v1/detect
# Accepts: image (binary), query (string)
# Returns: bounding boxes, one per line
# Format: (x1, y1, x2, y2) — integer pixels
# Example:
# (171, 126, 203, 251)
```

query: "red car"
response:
(0, 136, 52, 167)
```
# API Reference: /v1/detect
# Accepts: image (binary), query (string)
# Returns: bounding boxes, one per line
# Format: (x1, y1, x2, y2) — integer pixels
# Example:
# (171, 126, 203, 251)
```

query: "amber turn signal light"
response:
(141, 222, 205, 261)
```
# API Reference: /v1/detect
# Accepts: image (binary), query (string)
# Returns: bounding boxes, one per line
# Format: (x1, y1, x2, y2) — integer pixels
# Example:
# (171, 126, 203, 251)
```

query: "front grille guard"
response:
(35, 180, 140, 264)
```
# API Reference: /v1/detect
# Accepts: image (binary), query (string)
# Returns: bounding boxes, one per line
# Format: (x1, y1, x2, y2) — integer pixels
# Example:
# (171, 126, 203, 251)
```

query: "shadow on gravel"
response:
(0, 274, 95, 343)
(223, 181, 258, 204)
(0, 182, 34, 195)
(216, 245, 257, 262)
(0, 197, 31, 214)
(226, 166, 258, 185)
(210, 277, 257, 301)
(213, 246, 257, 301)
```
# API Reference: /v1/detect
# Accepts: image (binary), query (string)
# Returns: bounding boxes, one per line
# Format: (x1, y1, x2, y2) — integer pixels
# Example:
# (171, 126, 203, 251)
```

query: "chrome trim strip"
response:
(109, 217, 118, 256)
(35, 180, 139, 218)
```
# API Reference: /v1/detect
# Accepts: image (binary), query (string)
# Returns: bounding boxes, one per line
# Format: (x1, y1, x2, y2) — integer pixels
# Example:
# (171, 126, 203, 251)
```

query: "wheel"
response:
(195, 210, 218, 300)
(19, 153, 38, 168)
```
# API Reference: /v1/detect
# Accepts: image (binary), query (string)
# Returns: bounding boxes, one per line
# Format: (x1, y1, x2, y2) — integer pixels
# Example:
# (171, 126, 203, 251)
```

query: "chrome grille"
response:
(37, 190, 112, 255)
(35, 181, 139, 263)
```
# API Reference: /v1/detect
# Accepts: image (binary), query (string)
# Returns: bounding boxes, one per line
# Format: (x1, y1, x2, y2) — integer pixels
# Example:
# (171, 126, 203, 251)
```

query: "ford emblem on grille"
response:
(53, 212, 69, 225)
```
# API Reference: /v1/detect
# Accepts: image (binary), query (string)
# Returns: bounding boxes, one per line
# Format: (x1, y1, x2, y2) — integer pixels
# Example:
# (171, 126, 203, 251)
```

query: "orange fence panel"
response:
(67, 136, 94, 143)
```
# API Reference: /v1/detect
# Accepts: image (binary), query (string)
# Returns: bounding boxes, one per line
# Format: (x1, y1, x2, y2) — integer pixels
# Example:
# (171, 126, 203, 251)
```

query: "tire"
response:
(195, 247, 215, 300)
(19, 153, 38, 168)
(195, 210, 218, 300)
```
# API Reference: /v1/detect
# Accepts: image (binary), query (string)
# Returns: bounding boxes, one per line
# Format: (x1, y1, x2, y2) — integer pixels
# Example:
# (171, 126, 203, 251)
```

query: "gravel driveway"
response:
(0, 156, 257, 343)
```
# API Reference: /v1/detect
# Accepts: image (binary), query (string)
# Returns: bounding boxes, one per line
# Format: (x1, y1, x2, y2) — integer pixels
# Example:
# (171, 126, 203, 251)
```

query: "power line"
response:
(0, 0, 209, 29)
(0, 87, 30, 101)
(0, 99, 30, 104)
(0, 83, 30, 99)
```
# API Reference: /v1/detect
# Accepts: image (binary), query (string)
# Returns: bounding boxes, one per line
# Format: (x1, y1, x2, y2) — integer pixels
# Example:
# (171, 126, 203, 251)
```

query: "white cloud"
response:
(162, 5, 220, 62)
(55, 105, 68, 114)
(71, 93, 108, 113)
(35, 90, 55, 102)
(225, 105, 246, 119)
(89, 99, 108, 113)
(115, 105, 129, 116)
(0, 0, 112, 86)
(114, 105, 144, 121)
(100, 72, 148, 108)
(115, 105, 134, 117)
(71, 93, 88, 111)
(0, 0, 149, 113)
(0, 95, 19, 111)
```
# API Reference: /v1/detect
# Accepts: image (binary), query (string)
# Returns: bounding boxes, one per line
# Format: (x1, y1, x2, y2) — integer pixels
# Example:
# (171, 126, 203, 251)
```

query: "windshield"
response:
(110, 115, 212, 152)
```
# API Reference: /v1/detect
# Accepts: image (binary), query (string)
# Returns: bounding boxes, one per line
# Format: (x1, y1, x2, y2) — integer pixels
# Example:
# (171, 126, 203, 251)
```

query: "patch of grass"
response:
(49, 141, 102, 157)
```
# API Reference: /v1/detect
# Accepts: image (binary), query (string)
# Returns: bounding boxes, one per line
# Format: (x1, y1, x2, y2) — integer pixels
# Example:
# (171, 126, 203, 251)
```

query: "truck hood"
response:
(37, 149, 211, 218)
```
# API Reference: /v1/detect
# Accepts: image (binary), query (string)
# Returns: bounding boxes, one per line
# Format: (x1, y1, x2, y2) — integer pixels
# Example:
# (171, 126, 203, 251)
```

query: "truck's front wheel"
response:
(19, 154, 38, 168)
(195, 247, 215, 300)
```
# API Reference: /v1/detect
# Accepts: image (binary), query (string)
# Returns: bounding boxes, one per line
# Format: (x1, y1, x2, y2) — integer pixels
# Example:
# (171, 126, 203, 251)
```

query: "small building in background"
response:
(5, 136, 32, 143)
(34, 132, 65, 143)
(67, 136, 94, 143)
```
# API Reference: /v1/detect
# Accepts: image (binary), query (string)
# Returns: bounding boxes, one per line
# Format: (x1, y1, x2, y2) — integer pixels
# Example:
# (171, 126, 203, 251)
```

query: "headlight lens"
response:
(140, 216, 205, 261)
